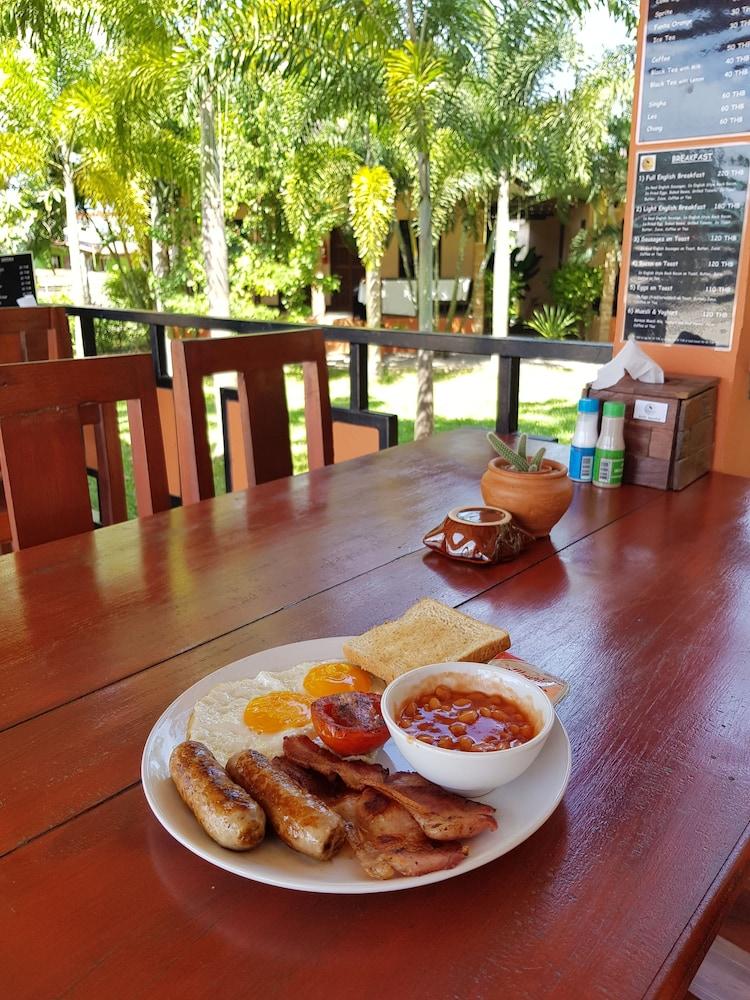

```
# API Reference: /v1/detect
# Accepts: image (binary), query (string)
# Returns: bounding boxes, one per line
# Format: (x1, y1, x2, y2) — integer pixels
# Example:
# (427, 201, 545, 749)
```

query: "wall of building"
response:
(35, 268, 110, 307)
(380, 205, 476, 282)
(440, 216, 474, 279)
(521, 216, 564, 319)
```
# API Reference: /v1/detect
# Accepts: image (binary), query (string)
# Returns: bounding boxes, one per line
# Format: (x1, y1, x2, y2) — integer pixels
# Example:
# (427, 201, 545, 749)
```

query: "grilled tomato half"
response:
(310, 692, 389, 757)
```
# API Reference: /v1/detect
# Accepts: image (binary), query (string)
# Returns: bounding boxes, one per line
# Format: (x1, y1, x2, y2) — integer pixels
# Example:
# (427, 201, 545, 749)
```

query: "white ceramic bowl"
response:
(381, 661, 555, 797)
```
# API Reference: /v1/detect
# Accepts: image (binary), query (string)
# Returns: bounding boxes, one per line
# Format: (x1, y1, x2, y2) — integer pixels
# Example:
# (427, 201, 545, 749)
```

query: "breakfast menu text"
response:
(639, 1, 750, 142)
(623, 144, 750, 349)
(0, 253, 36, 307)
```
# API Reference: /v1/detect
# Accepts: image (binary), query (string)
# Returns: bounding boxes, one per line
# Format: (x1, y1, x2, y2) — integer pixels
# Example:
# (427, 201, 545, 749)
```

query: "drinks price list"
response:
(624, 145, 750, 349)
(640, 1, 750, 142)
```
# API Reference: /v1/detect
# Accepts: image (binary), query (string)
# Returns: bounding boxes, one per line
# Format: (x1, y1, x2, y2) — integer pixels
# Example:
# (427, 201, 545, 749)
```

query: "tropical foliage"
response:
(527, 303, 580, 340)
(0, 0, 637, 432)
(550, 261, 603, 333)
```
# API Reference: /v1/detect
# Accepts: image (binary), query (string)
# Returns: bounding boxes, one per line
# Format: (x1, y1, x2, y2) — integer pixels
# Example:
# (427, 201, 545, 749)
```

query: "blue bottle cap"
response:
(578, 398, 599, 413)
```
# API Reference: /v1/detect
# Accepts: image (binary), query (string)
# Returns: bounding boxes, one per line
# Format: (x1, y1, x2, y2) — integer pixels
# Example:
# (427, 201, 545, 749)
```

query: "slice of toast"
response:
(343, 598, 510, 685)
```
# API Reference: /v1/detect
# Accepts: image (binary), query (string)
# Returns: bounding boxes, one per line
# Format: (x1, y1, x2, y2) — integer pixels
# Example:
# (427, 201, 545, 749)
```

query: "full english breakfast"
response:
(164, 599, 560, 881)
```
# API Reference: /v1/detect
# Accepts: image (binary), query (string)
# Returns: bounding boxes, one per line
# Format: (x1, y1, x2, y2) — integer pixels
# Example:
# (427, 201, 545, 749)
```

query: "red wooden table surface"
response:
(0, 429, 747, 999)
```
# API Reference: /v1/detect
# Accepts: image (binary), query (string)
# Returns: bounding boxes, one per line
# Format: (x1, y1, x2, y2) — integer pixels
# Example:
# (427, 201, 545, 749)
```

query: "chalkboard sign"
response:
(0, 253, 36, 307)
(639, 1, 750, 143)
(624, 144, 750, 350)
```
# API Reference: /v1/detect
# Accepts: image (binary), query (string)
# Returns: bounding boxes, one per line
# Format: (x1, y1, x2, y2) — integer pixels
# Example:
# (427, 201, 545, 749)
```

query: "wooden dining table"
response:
(1, 428, 748, 1000)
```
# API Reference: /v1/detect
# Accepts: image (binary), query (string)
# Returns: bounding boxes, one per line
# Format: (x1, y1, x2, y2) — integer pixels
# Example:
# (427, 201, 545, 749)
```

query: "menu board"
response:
(624, 144, 750, 349)
(0, 252, 36, 307)
(639, 1, 750, 142)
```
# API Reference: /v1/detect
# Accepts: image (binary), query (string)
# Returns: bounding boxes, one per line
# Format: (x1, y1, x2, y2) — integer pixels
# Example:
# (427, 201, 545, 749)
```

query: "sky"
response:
(578, 7, 634, 56)
(548, 6, 635, 95)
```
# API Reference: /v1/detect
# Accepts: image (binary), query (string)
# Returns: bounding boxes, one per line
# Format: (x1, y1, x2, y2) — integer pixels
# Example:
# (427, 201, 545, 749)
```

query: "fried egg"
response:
(187, 661, 381, 764)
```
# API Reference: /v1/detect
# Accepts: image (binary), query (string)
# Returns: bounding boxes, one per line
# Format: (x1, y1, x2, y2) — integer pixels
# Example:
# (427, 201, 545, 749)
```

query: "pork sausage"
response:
(226, 749, 346, 861)
(169, 741, 266, 850)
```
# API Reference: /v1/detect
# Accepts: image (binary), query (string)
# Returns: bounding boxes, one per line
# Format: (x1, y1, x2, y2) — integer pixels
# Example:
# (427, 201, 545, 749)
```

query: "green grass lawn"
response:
(99, 356, 593, 517)
(291, 357, 587, 470)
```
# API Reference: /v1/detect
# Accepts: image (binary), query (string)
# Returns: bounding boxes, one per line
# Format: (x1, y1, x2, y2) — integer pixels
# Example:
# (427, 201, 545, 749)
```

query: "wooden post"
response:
(496, 356, 520, 435)
(616, 0, 750, 477)
(349, 342, 369, 410)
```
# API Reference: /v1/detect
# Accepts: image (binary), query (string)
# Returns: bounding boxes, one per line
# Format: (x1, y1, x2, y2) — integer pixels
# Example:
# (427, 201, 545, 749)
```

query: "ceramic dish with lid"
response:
(381, 661, 555, 796)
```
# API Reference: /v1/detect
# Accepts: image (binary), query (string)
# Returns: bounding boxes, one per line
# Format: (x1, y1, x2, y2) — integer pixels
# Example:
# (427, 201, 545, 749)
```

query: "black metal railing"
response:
(65, 305, 613, 435)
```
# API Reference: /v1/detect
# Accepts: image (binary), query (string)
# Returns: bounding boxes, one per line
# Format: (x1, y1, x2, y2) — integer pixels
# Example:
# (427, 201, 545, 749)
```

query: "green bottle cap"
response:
(602, 401, 625, 418)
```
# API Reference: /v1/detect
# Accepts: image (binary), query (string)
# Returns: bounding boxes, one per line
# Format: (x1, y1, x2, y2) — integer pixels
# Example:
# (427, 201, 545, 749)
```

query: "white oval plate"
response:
(142, 637, 571, 894)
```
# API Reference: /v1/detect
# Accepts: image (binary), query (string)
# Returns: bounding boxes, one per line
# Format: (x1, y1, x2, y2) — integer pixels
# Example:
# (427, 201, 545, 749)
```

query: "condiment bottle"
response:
(593, 401, 626, 489)
(569, 398, 599, 483)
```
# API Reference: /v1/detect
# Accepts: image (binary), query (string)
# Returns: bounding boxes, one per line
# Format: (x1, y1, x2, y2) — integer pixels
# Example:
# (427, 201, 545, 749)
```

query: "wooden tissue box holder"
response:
(585, 374, 718, 490)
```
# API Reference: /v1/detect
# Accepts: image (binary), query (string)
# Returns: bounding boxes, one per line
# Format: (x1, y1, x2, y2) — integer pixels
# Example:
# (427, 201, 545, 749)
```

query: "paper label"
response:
(569, 446, 595, 482)
(634, 399, 668, 423)
(490, 652, 570, 705)
(593, 449, 624, 486)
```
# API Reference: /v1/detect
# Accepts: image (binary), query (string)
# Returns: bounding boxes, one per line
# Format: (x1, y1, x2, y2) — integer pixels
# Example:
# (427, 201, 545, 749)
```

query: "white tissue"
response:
(591, 335, 664, 390)
(16, 294, 37, 307)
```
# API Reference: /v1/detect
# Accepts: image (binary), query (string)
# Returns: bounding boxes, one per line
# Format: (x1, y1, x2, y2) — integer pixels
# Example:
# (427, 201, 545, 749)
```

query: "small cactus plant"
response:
(487, 432, 546, 472)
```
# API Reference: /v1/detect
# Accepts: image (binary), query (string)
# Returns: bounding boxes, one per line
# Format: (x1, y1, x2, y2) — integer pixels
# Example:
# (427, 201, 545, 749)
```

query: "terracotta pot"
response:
(480, 458, 573, 538)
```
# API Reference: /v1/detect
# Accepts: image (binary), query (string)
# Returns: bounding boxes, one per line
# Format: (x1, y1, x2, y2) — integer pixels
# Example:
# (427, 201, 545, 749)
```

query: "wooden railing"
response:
(65, 305, 613, 435)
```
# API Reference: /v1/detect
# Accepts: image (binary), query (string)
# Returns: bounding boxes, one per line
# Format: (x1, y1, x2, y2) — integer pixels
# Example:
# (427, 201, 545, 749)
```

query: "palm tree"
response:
(462, 4, 579, 339)
(0, 30, 99, 349)
(1, 0, 240, 318)
(105, 2, 233, 317)
(534, 49, 634, 341)
(240, 1, 486, 437)
(67, 50, 199, 310)
(349, 165, 397, 328)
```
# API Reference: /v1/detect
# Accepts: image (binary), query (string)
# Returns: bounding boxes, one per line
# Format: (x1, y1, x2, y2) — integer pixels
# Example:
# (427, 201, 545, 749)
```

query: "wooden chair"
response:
(0, 354, 170, 551)
(0, 308, 126, 527)
(0, 306, 75, 550)
(0, 305, 72, 362)
(171, 329, 334, 505)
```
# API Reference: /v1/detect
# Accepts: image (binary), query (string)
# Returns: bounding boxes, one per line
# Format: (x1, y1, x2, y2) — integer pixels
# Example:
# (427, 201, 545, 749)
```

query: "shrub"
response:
(527, 304, 580, 339)
(550, 262, 602, 326)
(509, 246, 542, 322)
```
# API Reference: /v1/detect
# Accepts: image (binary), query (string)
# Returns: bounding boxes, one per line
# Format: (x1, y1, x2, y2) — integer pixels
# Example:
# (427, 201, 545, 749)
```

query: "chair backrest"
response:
(0, 306, 72, 362)
(0, 354, 170, 550)
(171, 329, 334, 505)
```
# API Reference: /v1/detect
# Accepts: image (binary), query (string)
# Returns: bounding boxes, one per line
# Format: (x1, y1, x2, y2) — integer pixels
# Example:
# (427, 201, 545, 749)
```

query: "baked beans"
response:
(397, 683, 536, 752)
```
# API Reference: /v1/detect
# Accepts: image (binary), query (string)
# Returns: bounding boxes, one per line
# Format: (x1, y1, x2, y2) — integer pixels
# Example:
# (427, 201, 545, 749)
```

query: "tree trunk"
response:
(492, 175, 511, 338)
(446, 221, 469, 331)
(150, 188, 171, 310)
(61, 145, 89, 356)
(432, 244, 440, 326)
(310, 283, 326, 320)
(365, 266, 382, 328)
(199, 85, 230, 318)
(469, 202, 487, 333)
(200, 84, 231, 465)
(396, 221, 416, 306)
(597, 246, 618, 342)
(415, 150, 434, 440)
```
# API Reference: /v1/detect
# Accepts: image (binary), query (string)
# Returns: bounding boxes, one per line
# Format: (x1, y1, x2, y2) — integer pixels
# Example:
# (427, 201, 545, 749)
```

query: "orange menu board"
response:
(618, 0, 750, 476)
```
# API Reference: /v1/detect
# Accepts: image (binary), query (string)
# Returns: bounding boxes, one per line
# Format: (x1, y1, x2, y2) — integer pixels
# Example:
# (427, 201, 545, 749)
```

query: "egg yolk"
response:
(303, 662, 372, 697)
(243, 691, 312, 734)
